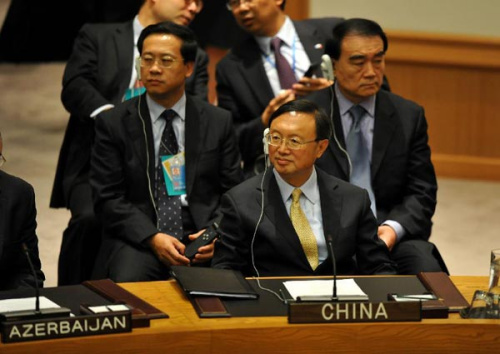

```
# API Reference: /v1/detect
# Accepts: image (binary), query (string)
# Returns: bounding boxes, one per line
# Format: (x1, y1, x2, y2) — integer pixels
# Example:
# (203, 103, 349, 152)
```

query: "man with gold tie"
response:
(212, 99, 396, 276)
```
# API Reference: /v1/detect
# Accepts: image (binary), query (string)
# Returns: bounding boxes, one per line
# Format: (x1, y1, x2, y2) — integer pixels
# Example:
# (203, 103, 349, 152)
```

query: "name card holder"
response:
(1, 310, 132, 343)
(288, 301, 421, 323)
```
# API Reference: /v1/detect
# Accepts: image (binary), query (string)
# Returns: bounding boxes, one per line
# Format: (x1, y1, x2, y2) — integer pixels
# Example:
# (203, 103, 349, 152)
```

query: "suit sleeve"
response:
(212, 191, 252, 275)
(186, 48, 209, 101)
(1, 181, 45, 290)
(355, 190, 398, 275)
(215, 64, 266, 168)
(387, 108, 437, 240)
(202, 110, 244, 226)
(91, 114, 159, 246)
(60, 24, 114, 119)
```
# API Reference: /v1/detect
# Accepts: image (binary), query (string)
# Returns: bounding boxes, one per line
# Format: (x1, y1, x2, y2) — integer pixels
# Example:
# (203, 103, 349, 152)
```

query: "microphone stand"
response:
(22, 243, 40, 314)
(328, 240, 338, 302)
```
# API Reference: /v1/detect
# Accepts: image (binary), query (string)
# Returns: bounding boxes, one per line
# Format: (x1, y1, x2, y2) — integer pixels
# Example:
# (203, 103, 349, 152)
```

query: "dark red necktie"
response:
(271, 37, 296, 90)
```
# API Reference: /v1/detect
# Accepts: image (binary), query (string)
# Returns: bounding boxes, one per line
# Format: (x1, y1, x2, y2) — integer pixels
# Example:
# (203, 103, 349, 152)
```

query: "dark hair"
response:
(325, 18, 388, 61)
(269, 99, 332, 141)
(280, 0, 286, 10)
(137, 21, 198, 62)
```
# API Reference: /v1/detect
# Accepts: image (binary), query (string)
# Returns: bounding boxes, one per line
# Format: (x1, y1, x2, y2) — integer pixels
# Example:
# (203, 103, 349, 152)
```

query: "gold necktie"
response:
(290, 188, 319, 270)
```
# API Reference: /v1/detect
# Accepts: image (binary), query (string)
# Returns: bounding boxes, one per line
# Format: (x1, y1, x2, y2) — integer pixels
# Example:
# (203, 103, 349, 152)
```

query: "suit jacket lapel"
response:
(294, 21, 325, 67)
(260, 172, 308, 260)
(184, 96, 201, 195)
(372, 91, 397, 178)
(326, 91, 350, 178)
(235, 37, 275, 109)
(124, 95, 155, 180)
(317, 170, 342, 247)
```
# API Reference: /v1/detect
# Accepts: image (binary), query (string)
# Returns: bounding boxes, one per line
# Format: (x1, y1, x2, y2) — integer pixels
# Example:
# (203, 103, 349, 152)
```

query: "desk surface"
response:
(1, 276, 499, 353)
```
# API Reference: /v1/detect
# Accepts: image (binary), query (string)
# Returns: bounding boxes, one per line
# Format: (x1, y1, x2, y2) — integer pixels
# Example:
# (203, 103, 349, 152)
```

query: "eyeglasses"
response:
(185, 0, 203, 13)
(0, 153, 6, 167)
(226, 0, 253, 11)
(139, 55, 183, 69)
(266, 133, 319, 150)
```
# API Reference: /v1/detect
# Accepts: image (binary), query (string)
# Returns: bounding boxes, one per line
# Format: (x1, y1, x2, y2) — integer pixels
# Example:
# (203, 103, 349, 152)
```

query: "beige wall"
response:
(310, 0, 500, 38)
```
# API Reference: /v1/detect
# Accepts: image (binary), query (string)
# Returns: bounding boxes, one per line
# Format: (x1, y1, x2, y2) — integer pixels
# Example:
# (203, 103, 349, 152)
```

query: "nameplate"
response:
(1, 311, 132, 343)
(288, 301, 421, 323)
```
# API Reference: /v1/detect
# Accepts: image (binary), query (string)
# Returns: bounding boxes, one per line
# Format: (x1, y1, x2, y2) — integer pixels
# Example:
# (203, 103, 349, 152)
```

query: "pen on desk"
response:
(279, 289, 288, 304)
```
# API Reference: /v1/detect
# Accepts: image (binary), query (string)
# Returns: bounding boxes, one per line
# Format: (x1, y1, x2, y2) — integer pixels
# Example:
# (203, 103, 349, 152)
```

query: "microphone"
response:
(327, 235, 338, 301)
(22, 243, 40, 313)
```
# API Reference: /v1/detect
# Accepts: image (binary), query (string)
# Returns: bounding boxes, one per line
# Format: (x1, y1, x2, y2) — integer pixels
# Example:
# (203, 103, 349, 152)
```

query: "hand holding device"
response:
(184, 223, 220, 260)
(303, 62, 321, 78)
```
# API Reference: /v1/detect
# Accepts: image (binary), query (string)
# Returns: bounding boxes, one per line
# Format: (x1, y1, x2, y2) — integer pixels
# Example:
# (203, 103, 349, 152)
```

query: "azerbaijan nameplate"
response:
(1, 311, 132, 343)
(288, 301, 421, 323)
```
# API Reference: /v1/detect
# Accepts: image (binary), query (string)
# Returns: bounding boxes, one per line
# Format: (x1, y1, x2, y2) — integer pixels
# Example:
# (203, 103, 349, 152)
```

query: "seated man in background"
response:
(0, 131, 45, 290)
(216, 0, 341, 178)
(90, 22, 242, 282)
(309, 18, 448, 274)
(51, 0, 208, 285)
(212, 100, 396, 277)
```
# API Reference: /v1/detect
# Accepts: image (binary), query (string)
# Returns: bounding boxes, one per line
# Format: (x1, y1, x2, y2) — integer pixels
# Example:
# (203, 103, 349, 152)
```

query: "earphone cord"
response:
(329, 85, 352, 178)
(250, 154, 287, 304)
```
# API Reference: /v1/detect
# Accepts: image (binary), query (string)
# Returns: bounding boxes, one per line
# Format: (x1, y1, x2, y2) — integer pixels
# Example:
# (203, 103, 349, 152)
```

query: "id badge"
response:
(160, 152, 186, 196)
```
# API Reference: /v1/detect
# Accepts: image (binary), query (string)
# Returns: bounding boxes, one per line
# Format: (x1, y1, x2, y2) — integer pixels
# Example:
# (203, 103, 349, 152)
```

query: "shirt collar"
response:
(255, 16, 296, 56)
(334, 83, 376, 118)
(133, 16, 143, 46)
(146, 93, 187, 124)
(273, 167, 319, 205)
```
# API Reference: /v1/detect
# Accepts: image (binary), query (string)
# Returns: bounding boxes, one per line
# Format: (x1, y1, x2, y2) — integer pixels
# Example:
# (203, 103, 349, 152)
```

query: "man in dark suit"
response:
(0, 131, 45, 290)
(216, 0, 342, 178)
(212, 100, 396, 277)
(90, 22, 242, 282)
(51, 0, 208, 285)
(310, 19, 448, 274)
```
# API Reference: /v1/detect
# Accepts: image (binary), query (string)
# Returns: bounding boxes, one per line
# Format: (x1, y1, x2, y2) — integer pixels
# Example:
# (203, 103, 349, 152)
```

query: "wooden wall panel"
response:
(384, 31, 500, 181)
(285, 0, 309, 20)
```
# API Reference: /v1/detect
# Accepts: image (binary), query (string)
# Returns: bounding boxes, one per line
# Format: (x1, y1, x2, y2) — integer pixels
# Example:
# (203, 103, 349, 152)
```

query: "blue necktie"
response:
(346, 105, 377, 217)
(156, 109, 183, 239)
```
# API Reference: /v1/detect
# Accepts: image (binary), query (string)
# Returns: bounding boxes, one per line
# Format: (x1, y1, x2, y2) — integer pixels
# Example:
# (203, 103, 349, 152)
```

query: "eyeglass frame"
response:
(139, 55, 184, 69)
(0, 153, 6, 167)
(265, 133, 320, 150)
(226, 0, 253, 11)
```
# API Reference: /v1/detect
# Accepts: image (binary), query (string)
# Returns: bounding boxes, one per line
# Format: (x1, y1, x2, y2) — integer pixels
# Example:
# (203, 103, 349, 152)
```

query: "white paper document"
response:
(0, 296, 61, 313)
(284, 279, 368, 300)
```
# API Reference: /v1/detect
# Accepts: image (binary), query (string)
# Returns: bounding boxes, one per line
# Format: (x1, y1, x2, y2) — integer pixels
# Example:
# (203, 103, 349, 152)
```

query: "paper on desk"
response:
(0, 296, 61, 313)
(283, 279, 367, 300)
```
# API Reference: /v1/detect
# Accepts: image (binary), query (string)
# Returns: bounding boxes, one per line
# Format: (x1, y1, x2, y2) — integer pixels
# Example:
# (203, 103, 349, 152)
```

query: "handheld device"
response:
(303, 62, 321, 78)
(184, 223, 220, 260)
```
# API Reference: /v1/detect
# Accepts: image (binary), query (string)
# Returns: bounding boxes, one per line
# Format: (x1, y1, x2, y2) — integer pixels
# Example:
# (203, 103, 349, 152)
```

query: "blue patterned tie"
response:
(346, 105, 377, 217)
(156, 109, 183, 239)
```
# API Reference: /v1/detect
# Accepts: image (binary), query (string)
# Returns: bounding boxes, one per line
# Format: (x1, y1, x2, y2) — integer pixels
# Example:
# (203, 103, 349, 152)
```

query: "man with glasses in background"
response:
(90, 22, 242, 282)
(51, 0, 208, 285)
(212, 100, 396, 277)
(0, 131, 45, 290)
(216, 0, 343, 178)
